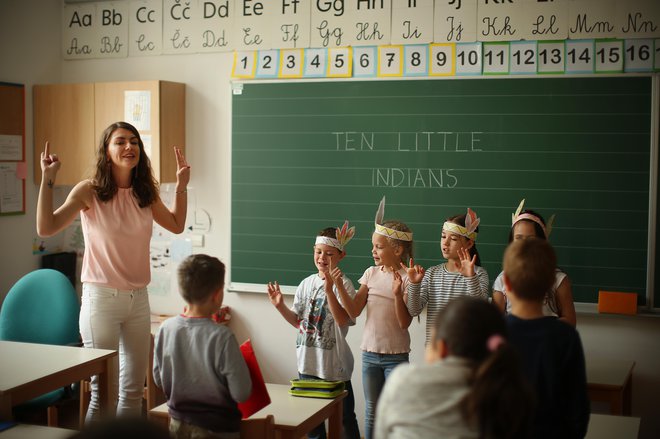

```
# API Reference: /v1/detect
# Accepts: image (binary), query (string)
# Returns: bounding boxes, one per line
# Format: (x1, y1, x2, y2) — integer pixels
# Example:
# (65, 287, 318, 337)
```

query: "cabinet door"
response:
(33, 84, 95, 185)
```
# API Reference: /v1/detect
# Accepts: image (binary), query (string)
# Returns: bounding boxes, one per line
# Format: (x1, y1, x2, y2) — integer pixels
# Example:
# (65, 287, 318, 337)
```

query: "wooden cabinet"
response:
(33, 80, 185, 186)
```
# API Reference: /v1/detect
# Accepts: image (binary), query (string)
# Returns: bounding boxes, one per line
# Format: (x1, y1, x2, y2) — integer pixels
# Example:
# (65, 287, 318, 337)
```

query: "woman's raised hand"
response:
(455, 247, 476, 277)
(401, 258, 425, 284)
(40, 141, 61, 178)
(174, 146, 190, 188)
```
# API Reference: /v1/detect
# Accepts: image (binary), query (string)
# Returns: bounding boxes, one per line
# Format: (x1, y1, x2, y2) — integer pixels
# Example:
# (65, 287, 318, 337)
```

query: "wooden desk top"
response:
(586, 359, 636, 388)
(0, 424, 75, 439)
(585, 414, 640, 439)
(0, 341, 116, 393)
(250, 383, 346, 426)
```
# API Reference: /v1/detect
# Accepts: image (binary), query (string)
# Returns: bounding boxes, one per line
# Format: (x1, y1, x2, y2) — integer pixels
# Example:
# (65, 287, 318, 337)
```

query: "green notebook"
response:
(289, 379, 345, 399)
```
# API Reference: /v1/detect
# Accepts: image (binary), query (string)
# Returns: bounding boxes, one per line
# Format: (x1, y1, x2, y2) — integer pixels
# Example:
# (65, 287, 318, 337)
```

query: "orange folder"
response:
(598, 291, 638, 315)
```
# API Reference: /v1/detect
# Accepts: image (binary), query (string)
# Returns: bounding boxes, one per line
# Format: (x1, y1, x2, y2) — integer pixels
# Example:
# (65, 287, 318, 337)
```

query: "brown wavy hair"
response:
(92, 122, 159, 208)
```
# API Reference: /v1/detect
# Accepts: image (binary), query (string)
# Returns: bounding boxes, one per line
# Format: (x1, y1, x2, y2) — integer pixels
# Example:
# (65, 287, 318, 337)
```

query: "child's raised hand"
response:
(455, 247, 476, 277)
(329, 265, 344, 287)
(392, 269, 403, 297)
(401, 258, 425, 284)
(267, 281, 283, 307)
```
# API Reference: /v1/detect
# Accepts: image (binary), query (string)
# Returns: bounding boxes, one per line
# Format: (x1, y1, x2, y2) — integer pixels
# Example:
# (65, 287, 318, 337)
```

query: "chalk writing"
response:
(333, 131, 483, 152)
(372, 168, 458, 188)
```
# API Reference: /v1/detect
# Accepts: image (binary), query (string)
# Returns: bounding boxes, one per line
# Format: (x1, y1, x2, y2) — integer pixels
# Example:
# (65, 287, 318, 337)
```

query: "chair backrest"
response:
(240, 415, 275, 439)
(0, 269, 80, 345)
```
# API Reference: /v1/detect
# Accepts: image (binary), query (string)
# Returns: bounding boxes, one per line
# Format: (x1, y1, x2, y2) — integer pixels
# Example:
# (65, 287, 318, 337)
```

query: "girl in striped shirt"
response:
(405, 209, 490, 344)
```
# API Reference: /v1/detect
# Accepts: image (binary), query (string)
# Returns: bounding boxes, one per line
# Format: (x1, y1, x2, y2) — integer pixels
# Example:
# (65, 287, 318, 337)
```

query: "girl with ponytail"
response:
(374, 297, 533, 439)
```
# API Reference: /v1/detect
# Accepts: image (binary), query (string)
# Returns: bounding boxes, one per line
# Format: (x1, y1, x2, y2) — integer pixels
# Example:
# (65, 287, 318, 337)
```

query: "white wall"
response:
(1, 1, 659, 437)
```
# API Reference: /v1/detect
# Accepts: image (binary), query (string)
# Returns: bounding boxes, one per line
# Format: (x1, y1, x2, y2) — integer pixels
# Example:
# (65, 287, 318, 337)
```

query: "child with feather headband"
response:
(267, 221, 361, 439)
(491, 199, 576, 327)
(404, 208, 490, 345)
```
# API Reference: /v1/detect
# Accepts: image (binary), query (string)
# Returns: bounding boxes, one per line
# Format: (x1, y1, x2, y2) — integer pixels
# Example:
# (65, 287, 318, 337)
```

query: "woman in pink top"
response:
(334, 197, 414, 439)
(37, 122, 190, 421)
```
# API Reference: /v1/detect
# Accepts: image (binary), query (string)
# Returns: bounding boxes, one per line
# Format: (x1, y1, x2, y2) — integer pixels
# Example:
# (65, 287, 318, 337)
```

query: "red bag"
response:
(237, 339, 271, 418)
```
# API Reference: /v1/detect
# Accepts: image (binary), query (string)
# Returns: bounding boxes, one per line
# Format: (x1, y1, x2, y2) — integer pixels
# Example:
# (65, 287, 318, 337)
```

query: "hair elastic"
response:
(487, 334, 505, 352)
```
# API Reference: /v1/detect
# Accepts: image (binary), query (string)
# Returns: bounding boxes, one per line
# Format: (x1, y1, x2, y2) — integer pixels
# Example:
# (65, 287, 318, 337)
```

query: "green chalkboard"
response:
(231, 76, 653, 305)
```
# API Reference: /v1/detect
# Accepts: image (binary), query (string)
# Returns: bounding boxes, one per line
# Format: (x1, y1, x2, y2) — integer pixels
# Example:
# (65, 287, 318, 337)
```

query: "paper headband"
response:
(442, 208, 480, 241)
(374, 196, 413, 242)
(315, 221, 355, 252)
(511, 199, 554, 238)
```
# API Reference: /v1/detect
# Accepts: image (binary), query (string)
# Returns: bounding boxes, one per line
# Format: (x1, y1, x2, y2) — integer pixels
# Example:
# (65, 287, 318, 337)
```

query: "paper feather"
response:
(375, 196, 386, 225)
(512, 199, 525, 224)
(545, 214, 555, 237)
(465, 208, 480, 234)
(335, 221, 356, 248)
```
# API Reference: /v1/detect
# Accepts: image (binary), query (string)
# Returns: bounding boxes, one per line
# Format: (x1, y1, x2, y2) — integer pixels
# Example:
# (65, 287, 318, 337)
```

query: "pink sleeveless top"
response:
(80, 188, 153, 290)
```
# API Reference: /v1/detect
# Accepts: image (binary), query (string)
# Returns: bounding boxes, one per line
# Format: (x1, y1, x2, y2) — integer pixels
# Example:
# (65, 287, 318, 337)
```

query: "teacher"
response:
(37, 121, 190, 421)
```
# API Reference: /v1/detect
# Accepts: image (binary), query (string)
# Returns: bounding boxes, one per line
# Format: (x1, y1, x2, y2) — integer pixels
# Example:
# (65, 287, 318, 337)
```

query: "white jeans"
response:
(80, 283, 151, 422)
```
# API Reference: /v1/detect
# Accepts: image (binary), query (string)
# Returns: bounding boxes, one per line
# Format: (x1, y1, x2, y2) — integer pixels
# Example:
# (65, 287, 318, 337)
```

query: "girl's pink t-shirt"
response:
(81, 188, 153, 290)
(359, 266, 411, 354)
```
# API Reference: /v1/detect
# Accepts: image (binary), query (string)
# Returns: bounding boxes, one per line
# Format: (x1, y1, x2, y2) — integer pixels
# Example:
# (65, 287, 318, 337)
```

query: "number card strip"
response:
(456, 42, 482, 76)
(537, 41, 565, 75)
(353, 46, 377, 77)
(595, 39, 623, 74)
(404, 45, 429, 77)
(624, 39, 654, 73)
(256, 50, 280, 78)
(327, 47, 352, 78)
(378, 45, 404, 77)
(429, 43, 455, 76)
(482, 42, 510, 75)
(232, 51, 257, 79)
(279, 49, 305, 78)
(304, 48, 328, 78)
(565, 40, 595, 74)
(510, 41, 537, 75)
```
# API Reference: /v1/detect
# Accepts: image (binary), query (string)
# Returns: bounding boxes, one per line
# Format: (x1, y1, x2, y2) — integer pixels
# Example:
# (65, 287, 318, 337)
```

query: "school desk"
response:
(149, 383, 347, 439)
(0, 341, 116, 421)
(250, 383, 346, 439)
(585, 413, 641, 439)
(0, 424, 74, 439)
(586, 358, 636, 415)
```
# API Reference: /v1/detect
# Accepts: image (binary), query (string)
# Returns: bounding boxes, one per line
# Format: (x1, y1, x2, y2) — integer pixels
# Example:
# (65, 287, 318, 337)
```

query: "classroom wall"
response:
(1, 1, 659, 437)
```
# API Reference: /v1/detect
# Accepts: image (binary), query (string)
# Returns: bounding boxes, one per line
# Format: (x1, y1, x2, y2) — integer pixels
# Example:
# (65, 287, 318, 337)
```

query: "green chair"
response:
(0, 268, 80, 426)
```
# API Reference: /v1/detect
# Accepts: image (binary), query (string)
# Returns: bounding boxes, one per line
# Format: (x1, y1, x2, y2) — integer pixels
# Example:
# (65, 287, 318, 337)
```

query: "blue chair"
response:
(0, 269, 80, 426)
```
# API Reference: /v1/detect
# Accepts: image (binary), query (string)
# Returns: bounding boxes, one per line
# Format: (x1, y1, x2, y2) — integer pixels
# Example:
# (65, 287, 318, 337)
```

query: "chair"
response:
(149, 403, 274, 439)
(0, 268, 80, 426)
(240, 415, 275, 439)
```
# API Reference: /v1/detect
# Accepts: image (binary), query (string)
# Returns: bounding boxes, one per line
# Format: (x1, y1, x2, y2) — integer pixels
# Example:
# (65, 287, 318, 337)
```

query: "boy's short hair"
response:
(316, 227, 346, 253)
(503, 239, 556, 302)
(177, 254, 225, 305)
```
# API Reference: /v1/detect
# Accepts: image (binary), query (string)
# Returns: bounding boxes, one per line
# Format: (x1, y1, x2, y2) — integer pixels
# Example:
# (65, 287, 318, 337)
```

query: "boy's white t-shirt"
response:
(292, 273, 356, 382)
(492, 269, 567, 316)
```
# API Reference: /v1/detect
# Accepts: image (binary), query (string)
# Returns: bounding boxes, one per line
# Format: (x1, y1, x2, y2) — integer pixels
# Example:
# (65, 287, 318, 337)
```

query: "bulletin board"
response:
(0, 82, 26, 215)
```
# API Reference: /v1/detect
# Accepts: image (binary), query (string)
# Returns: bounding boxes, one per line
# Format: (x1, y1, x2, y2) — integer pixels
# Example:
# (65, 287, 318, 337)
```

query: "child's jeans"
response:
(298, 373, 360, 439)
(362, 351, 409, 439)
(80, 283, 151, 422)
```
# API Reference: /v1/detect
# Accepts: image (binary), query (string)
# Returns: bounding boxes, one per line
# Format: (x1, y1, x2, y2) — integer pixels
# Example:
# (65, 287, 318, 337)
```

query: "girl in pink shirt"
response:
(37, 122, 190, 421)
(334, 197, 413, 439)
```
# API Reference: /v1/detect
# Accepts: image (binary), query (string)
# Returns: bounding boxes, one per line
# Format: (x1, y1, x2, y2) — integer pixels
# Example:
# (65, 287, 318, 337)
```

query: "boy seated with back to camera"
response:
(153, 254, 252, 439)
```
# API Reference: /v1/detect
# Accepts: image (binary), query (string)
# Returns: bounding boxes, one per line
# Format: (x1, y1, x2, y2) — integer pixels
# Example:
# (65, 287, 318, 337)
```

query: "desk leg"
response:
(622, 377, 632, 416)
(0, 396, 12, 421)
(327, 400, 343, 439)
